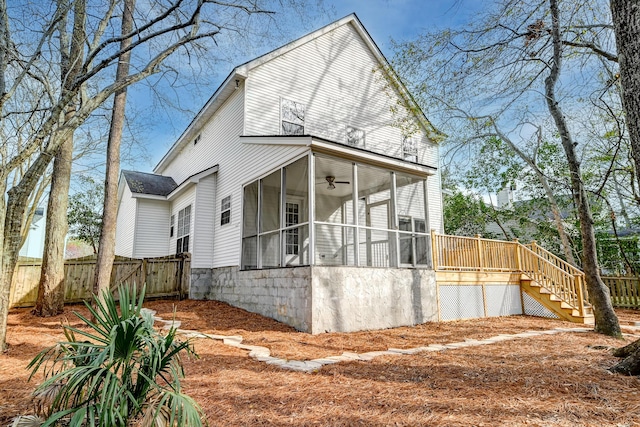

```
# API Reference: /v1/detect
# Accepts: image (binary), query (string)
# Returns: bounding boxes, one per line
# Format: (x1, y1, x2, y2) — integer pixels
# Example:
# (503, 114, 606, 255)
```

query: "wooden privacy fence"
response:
(10, 253, 190, 308)
(602, 276, 640, 309)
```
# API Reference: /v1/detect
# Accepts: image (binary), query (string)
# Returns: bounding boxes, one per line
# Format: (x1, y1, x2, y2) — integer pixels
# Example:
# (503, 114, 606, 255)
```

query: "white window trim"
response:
(346, 125, 365, 148)
(280, 97, 306, 135)
(221, 195, 231, 226)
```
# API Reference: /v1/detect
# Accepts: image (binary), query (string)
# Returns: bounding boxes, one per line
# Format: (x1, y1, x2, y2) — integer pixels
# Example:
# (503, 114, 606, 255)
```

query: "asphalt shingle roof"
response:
(122, 170, 177, 196)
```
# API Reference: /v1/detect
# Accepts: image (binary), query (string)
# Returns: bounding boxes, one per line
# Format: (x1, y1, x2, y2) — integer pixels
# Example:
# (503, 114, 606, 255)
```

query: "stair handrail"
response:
(517, 242, 587, 317)
(524, 241, 584, 277)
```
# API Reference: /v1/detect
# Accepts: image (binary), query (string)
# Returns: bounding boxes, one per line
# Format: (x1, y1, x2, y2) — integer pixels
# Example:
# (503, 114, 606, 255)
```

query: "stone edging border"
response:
(142, 308, 634, 373)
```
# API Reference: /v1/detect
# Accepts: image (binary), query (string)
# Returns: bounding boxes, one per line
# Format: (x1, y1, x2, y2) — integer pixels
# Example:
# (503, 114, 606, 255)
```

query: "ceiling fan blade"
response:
(335, 181, 350, 184)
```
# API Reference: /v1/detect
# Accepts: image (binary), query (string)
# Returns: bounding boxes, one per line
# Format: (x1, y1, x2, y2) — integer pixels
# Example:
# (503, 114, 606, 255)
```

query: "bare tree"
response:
(393, 0, 621, 336)
(92, 0, 135, 305)
(1, 0, 303, 351)
(34, 0, 86, 317)
(545, 0, 619, 336)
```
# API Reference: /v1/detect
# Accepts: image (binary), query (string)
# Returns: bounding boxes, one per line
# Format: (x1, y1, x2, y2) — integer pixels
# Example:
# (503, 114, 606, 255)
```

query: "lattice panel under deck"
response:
(439, 285, 484, 321)
(485, 285, 523, 317)
(522, 292, 559, 319)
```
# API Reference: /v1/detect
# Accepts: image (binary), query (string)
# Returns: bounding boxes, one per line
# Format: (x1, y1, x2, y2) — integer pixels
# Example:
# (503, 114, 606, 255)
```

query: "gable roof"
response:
(155, 13, 443, 173)
(122, 170, 177, 196)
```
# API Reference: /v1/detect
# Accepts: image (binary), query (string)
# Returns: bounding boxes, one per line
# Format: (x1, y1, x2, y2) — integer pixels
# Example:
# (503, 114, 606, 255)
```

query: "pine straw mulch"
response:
(0, 300, 639, 426)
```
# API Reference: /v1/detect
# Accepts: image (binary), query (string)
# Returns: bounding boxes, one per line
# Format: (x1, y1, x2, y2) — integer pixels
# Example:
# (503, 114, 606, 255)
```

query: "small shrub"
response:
(27, 284, 203, 427)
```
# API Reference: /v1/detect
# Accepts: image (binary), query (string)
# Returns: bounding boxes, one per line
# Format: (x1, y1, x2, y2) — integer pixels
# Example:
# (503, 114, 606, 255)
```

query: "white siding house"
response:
(115, 14, 445, 333)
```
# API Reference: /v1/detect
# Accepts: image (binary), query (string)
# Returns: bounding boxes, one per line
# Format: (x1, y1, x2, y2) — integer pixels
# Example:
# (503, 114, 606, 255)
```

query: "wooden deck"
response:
(431, 232, 593, 324)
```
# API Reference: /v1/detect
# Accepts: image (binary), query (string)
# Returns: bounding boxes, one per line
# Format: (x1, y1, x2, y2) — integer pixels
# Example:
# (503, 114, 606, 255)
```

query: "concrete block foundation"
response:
(193, 266, 437, 334)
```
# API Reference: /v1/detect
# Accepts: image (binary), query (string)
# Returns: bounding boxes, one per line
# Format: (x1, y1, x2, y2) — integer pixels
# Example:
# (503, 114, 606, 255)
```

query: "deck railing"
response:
(430, 232, 519, 272)
(431, 232, 588, 317)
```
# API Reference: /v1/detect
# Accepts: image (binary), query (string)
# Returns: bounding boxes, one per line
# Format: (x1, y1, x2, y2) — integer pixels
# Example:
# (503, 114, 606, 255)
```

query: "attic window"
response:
(281, 98, 305, 135)
(402, 136, 418, 162)
(193, 134, 201, 145)
(346, 126, 365, 147)
(221, 195, 231, 226)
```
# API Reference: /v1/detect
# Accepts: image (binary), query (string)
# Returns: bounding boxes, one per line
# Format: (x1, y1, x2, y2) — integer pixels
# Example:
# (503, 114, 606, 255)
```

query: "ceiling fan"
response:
(320, 175, 350, 190)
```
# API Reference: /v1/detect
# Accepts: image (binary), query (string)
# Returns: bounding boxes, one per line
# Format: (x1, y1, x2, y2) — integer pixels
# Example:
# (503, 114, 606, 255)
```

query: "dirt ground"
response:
(1, 299, 640, 427)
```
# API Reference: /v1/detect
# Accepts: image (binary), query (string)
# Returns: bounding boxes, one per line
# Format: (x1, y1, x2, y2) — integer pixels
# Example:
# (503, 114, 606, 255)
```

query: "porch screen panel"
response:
(314, 156, 354, 224)
(396, 173, 429, 266)
(242, 181, 259, 269)
(261, 169, 281, 233)
(260, 231, 280, 268)
(285, 224, 309, 266)
(315, 224, 355, 266)
(356, 164, 392, 267)
(284, 158, 310, 266)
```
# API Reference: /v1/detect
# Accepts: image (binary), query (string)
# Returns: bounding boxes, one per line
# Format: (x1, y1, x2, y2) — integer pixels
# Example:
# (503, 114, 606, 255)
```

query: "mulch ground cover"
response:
(1, 299, 639, 426)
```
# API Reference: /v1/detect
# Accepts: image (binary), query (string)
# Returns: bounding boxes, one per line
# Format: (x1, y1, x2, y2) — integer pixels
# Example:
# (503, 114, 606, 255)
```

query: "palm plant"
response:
(26, 284, 203, 427)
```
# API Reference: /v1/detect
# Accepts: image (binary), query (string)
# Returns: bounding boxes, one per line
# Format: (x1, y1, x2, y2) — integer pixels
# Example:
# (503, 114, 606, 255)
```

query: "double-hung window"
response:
(221, 196, 231, 226)
(402, 136, 418, 162)
(281, 98, 305, 135)
(346, 126, 365, 147)
(176, 205, 191, 253)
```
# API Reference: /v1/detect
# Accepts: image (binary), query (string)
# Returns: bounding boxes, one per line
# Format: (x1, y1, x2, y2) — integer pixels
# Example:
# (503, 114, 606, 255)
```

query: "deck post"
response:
(431, 229, 438, 270)
(513, 238, 521, 271)
(576, 274, 586, 317)
(476, 234, 484, 271)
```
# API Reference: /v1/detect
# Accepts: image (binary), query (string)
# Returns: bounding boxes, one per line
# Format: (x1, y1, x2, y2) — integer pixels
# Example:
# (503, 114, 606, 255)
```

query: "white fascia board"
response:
(130, 193, 168, 201)
(240, 135, 313, 146)
(310, 138, 437, 177)
(166, 165, 218, 201)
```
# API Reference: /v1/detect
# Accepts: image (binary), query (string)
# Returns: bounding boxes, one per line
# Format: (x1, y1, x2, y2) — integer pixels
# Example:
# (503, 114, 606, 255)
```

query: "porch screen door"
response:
(365, 201, 390, 266)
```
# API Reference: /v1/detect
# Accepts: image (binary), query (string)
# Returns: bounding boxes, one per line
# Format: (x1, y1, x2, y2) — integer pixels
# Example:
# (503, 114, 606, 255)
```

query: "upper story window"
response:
(221, 195, 231, 226)
(402, 136, 418, 162)
(176, 205, 191, 253)
(281, 98, 305, 135)
(170, 214, 175, 237)
(346, 126, 365, 147)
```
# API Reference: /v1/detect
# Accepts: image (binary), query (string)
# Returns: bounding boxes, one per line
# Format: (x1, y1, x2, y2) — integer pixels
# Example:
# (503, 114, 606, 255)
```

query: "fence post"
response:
(431, 229, 438, 270)
(514, 238, 521, 271)
(476, 234, 484, 271)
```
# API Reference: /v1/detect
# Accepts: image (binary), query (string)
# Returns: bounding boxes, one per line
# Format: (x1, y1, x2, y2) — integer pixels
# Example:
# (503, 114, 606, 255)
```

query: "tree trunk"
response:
(546, 0, 620, 337)
(610, 338, 640, 376)
(1, 154, 55, 350)
(93, 0, 135, 304)
(610, 1, 640, 198)
(33, 136, 73, 316)
(33, 0, 85, 317)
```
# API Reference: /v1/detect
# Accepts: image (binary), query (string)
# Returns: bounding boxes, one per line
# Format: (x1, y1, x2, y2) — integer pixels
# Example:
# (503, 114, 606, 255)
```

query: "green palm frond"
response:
(28, 284, 203, 427)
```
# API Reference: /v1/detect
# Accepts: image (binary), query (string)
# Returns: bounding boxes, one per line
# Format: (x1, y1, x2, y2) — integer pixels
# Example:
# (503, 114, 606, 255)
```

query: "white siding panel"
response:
(159, 88, 308, 268)
(244, 22, 443, 233)
(115, 185, 136, 257)
(192, 174, 216, 268)
(244, 23, 436, 169)
(133, 199, 171, 258)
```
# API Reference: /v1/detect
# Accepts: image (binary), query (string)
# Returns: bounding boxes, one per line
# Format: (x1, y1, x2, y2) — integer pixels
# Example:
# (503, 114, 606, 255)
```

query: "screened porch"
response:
(241, 152, 432, 270)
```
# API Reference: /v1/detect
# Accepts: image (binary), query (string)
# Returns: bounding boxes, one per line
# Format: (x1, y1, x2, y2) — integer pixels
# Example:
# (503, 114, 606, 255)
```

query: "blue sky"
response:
(128, 0, 485, 172)
(328, 0, 483, 55)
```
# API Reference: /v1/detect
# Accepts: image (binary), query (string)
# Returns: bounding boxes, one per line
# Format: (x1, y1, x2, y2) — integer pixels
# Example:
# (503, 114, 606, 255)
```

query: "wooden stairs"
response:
(518, 242, 594, 324)
(520, 275, 594, 324)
